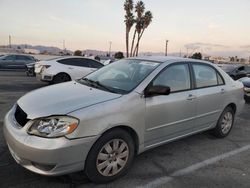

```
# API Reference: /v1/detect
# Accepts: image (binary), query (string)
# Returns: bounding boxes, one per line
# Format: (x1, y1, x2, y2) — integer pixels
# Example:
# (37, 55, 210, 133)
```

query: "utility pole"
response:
(109, 41, 112, 57)
(9, 35, 11, 48)
(63, 40, 65, 50)
(179, 49, 182, 57)
(165, 40, 169, 56)
(186, 47, 189, 57)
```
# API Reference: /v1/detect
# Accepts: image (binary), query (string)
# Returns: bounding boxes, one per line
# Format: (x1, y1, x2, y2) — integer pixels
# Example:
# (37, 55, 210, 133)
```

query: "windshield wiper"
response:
(81, 78, 116, 93)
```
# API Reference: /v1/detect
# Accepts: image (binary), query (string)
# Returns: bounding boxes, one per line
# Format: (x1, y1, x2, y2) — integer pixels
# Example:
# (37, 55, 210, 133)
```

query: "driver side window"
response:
(5, 55, 15, 60)
(152, 64, 191, 92)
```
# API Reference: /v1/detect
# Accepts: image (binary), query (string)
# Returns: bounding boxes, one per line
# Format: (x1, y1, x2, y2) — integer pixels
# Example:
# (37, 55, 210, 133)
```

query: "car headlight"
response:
(244, 87, 250, 92)
(28, 116, 79, 138)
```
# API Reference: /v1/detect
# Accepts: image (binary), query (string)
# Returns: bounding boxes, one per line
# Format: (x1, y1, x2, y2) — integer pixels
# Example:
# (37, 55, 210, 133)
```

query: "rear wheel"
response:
(52, 73, 71, 84)
(85, 128, 135, 183)
(211, 106, 235, 138)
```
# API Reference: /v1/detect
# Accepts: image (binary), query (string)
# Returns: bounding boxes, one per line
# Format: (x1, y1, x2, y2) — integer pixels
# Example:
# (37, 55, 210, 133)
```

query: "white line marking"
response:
(137, 144, 250, 188)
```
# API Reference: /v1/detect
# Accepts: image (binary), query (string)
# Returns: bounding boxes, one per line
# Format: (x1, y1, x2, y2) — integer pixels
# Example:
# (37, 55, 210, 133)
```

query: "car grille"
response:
(14, 105, 29, 127)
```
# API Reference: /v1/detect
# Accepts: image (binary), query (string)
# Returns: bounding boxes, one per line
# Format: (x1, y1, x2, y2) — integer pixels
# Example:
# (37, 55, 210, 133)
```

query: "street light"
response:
(109, 41, 112, 57)
(165, 40, 169, 56)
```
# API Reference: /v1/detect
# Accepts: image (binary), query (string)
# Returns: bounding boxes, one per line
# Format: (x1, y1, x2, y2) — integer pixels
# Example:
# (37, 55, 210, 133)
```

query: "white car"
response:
(35, 56, 104, 84)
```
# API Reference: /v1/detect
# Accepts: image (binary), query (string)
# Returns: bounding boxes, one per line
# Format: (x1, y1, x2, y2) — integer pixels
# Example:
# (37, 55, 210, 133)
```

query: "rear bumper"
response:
(36, 73, 53, 82)
(3, 109, 98, 176)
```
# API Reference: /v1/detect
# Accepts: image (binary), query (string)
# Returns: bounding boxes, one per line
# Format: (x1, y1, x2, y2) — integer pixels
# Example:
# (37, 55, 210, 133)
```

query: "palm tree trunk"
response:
(130, 29, 137, 57)
(126, 29, 129, 57)
(133, 32, 140, 56)
(133, 29, 145, 56)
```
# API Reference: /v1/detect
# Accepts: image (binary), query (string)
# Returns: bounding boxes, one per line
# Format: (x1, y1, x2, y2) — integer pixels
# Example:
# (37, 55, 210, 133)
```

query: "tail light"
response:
(41, 65, 51, 72)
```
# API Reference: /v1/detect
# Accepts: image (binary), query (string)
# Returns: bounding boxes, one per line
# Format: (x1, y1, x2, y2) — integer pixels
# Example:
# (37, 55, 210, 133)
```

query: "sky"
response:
(0, 0, 250, 57)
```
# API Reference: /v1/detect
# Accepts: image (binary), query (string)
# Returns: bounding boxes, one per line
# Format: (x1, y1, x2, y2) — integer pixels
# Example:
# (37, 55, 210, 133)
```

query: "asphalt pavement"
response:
(1, 71, 250, 188)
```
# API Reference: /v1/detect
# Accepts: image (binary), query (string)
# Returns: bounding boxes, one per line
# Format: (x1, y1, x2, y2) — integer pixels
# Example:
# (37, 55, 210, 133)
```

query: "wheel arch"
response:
(226, 103, 237, 114)
(98, 125, 140, 155)
(54, 72, 72, 80)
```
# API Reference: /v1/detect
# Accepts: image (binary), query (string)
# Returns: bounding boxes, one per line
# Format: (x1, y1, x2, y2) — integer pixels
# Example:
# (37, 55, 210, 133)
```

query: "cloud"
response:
(206, 15, 224, 29)
(240, 45, 250, 49)
(49, 15, 64, 23)
(184, 42, 229, 50)
(208, 23, 221, 29)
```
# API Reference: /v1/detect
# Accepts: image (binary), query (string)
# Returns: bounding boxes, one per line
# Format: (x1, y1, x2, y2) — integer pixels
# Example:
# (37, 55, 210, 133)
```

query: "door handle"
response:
(187, 94, 196, 100)
(68, 67, 74, 69)
(220, 88, 226, 94)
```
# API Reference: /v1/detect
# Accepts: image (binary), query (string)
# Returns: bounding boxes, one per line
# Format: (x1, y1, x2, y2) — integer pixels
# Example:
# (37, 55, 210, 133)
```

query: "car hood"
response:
(17, 81, 122, 119)
(238, 77, 250, 87)
(242, 81, 250, 87)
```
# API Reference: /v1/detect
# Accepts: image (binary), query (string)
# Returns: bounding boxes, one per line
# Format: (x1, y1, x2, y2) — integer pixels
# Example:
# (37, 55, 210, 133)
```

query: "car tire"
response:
(244, 96, 250, 103)
(85, 128, 135, 183)
(211, 106, 235, 138)
(52, 73, 71, 84)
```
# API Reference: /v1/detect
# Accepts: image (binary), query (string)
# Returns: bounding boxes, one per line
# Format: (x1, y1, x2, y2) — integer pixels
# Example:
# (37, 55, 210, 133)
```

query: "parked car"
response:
(0, 54, 37, 69)
(103, 59, 116, 65)
(25, 62, 36, 76)
(35, 56, 104, 84)
(219, 64, 250, 80)
(238, 77, 250, 103)
(4, 57, 244, 183)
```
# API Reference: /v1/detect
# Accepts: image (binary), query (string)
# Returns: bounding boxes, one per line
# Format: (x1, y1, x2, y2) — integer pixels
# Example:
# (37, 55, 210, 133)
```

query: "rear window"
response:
(88, 60, 104, 68)
(16, 55, 32, 60)
(58, 58, 89, 67)
(58, 58, 104, 68)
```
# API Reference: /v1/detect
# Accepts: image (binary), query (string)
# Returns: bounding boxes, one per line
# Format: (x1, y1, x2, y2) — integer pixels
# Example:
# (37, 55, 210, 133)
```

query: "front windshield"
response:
(81, 59, 160, 94)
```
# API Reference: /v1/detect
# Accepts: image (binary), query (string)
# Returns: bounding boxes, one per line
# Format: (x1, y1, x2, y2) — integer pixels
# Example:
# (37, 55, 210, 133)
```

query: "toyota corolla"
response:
(3, 57, 244, 183)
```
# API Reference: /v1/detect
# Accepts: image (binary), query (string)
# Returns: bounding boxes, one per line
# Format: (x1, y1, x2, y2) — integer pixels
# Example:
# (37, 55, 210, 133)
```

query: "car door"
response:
(191, 63, 226, 130)
(235, 66, 247, 80)
(15, 55, 28, 69)
(144, 63, 197, 148)
(76, 59, 97, 77)
(56, 58, 86, 80)
(1, 55, 18, 69)
(246, 66, 250, 77)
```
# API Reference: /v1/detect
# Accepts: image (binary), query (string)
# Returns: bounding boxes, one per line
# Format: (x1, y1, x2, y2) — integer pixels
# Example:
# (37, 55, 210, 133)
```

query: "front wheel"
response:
(244, 96, 250, 103)
(211, 106, 235, 138)
(85, 128, 135, 183)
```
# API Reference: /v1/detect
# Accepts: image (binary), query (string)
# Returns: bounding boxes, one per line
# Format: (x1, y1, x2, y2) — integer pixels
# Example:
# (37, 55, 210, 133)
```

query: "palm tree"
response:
(124, 0, 134, 57)
(130, 1, 145, 57)
(133, 11, 153, 56)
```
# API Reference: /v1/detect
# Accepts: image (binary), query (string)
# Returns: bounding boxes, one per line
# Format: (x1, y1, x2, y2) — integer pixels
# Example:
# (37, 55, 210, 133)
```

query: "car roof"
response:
(5, 54, 34, 57)
(128, 56, 211, 64)
(44, 56, 101, 62)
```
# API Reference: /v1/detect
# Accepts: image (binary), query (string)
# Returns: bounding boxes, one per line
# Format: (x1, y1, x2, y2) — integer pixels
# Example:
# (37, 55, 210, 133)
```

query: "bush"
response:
(74, 50, 82, 56)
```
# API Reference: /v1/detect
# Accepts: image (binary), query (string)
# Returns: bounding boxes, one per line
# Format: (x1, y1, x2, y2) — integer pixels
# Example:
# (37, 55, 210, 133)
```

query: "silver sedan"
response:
(3, 56, 244, 183)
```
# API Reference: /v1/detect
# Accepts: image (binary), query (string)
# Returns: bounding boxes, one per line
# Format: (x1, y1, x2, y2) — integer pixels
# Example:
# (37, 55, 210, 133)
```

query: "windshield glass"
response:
(81, 59, 160, 94)
(0, 55, 7, 59)
(220, 65, 237, 72)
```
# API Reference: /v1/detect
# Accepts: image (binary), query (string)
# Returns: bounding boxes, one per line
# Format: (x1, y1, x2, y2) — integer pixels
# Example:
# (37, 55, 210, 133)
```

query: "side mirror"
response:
(145, 85, 171, 97)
